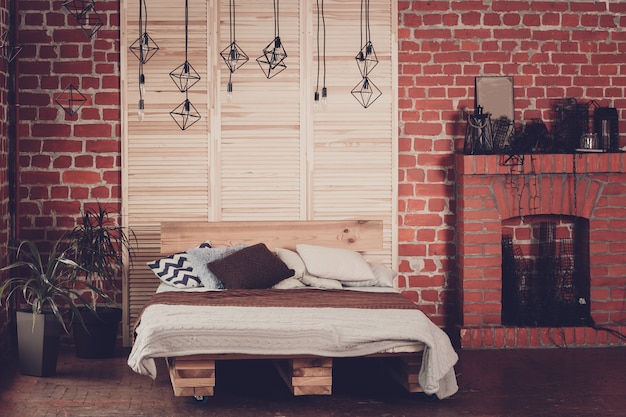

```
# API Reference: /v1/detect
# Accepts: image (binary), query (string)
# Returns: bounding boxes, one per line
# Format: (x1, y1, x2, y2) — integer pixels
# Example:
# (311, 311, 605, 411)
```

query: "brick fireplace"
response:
(455, 152, 626, 348)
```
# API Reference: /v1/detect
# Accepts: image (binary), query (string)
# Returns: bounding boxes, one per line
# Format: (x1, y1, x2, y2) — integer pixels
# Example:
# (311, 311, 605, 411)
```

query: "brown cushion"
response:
(207, 243, 295, 289)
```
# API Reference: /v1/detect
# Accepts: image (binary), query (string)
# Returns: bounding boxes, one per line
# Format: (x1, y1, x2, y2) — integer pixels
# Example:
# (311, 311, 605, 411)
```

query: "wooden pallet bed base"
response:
(166, 352, 423, 398)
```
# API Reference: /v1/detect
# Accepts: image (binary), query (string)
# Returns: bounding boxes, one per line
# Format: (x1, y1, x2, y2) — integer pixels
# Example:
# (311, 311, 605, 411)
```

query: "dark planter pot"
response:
(16, 311, 61, 377)
(72, 307, 122, 359)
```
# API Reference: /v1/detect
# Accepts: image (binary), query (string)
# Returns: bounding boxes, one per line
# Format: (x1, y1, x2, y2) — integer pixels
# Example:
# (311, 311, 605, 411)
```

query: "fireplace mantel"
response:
(454, 152, 626, 349)
(456, 152, 625, 176)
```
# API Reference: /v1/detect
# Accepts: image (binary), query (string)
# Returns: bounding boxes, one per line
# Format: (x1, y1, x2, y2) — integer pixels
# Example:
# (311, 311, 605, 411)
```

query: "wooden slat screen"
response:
(121, 0, 397, 345)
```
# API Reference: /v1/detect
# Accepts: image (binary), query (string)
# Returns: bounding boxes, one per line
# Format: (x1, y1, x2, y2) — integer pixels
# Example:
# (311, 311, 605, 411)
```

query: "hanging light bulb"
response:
(141, 33, 149, 51)
(138, 99, 145, 122)
(321, 87, 328, 111)
(314, 91, 320, 112)
(139, 73, 146, 96)
(227, 81, 233, 104)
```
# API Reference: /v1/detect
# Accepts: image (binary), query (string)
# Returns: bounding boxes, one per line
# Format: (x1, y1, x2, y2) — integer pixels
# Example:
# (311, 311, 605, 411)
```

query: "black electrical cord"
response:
(321, 0, 326, 97)
(274, 0, 279, 39)
(315, 0, 320, 97)
(229, 0, 235, 46)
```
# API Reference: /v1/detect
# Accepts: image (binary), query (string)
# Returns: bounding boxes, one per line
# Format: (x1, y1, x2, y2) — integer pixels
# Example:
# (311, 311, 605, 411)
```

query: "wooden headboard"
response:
(160, 220, 384, 255)
(124, 220, 386, 346)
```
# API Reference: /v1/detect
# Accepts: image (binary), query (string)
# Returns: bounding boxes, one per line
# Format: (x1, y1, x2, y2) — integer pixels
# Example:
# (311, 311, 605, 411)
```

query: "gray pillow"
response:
(186, 243, 246, 289)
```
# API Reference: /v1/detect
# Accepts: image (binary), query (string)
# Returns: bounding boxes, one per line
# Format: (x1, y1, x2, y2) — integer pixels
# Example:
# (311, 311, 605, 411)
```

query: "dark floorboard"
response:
(0, 346, 625, 417)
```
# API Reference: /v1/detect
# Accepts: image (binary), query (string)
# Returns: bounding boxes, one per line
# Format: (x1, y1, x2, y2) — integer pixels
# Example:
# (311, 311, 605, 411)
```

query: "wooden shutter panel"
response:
(121, 0, 397, 345)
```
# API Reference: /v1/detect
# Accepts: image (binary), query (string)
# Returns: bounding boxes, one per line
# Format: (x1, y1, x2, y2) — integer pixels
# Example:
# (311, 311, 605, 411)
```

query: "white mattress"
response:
(129, 286, 458, 399)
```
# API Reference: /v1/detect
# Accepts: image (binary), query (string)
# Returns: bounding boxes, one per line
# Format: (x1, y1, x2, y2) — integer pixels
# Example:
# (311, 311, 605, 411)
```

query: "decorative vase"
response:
(16, 311, 61, 377)
(72, 307, 122, 359)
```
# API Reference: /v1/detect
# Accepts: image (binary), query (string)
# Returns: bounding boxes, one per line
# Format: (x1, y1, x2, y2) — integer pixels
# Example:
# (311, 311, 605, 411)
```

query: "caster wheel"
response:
(192, 395, 210, 405)
(421, 392, 438, 402)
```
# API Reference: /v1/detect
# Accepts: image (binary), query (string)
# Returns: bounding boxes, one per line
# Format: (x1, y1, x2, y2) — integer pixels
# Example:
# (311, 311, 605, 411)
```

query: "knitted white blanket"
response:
(127, 304, 458, 399)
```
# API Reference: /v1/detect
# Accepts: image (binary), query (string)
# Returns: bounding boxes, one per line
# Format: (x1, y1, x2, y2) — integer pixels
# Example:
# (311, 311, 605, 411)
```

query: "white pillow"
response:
(300, 274, 343, 289)
(342, 262, 396, 288)
(275, 248, 306, 280)
(296, 244, 376, 282)
(369, 262, 396, 287)
(272, 277, 307, 289)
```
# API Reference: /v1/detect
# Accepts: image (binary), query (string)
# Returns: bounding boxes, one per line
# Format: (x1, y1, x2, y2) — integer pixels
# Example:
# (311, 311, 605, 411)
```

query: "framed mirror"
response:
(475, 76, 514, 120)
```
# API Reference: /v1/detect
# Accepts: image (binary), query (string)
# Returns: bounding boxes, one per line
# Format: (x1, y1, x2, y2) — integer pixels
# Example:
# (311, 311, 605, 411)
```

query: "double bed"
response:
(127, 220, 458, 402)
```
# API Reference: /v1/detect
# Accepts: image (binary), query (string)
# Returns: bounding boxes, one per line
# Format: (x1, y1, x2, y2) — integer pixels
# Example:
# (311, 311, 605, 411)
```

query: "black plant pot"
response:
(16, 311, 61, 376)
(72, 307, 122, 359)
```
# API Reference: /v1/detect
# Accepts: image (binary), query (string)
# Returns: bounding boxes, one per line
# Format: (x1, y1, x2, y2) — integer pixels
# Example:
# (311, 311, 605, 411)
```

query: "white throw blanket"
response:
(128, 304, 458, 399)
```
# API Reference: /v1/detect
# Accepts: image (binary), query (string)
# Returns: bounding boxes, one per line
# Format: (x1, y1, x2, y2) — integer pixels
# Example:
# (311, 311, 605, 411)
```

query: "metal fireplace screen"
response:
(501, 221, 592, 327)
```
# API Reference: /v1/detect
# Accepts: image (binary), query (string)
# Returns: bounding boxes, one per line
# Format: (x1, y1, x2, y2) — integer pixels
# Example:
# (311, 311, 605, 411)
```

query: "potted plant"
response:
(0, 239, 89, 376)
(65, 203, 135, 359)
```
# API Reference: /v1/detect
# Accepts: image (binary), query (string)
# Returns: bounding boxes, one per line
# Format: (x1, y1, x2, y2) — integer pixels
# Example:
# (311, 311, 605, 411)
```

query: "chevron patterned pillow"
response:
(147, 242, 211, 288)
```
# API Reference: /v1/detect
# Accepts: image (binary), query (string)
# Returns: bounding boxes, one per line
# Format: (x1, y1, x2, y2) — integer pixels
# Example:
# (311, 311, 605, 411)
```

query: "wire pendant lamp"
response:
(220, 0, 248, 101)
(352, 0, 381, 108)
(170, 0, 201, 130)
(129, 0, 159, 121)
(256, 0, 287, 79)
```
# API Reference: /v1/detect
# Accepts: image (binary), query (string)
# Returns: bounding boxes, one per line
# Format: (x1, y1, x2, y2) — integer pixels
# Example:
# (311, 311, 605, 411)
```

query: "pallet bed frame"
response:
(158, 220, 424, 400)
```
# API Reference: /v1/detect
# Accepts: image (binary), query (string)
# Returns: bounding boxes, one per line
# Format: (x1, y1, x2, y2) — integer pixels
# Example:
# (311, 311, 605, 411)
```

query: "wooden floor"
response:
(0, 346, 625, 417)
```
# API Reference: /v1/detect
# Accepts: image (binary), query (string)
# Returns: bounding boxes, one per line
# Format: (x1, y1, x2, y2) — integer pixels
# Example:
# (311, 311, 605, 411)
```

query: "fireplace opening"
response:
(501, 216, 593, 327)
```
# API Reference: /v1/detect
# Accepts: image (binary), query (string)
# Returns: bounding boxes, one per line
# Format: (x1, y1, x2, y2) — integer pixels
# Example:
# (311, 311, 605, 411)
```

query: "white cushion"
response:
(296, 244, 376, 282)
(369, 262, 396, 287)
(272, 277, 307, 289)
(300, 274, 343, 289)
(342, 262, 396, 288)
(275, 248, 307, 280)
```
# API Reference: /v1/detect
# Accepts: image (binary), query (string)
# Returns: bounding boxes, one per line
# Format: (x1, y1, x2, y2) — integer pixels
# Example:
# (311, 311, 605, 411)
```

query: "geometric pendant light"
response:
(129, 0, 159, 121)
(0, 29, 22, 63)
(170, 99, 201, 130)
(169, 0, 201, 94)
(353, 0, 381, 108)
(62, 0, 104, 39)
(356, 41, 378, 78)
(129, 0, 159, 65)
(55, 83, 87, 117)
(351, 76, 381, 109)
(256, 0, 287, 79)
(220, 0, 248, 100)
(170, 0, 201, 130)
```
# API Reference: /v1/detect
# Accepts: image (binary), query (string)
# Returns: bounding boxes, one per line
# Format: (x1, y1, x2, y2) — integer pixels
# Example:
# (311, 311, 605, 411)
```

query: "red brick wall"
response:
(397, 1, 626, 328)
(16, 0, 121, 244)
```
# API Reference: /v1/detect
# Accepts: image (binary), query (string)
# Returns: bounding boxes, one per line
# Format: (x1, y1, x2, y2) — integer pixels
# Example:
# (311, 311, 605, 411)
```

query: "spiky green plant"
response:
(0, 239, 96, 333)
(65, 203, 135, 309)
